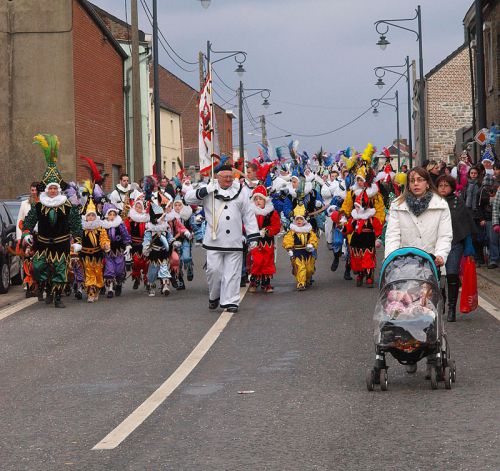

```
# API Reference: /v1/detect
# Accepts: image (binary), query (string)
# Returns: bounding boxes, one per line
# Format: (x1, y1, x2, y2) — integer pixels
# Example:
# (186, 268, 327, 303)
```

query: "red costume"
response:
(249, 186, 281, 292)
(125, 202, 150, 288)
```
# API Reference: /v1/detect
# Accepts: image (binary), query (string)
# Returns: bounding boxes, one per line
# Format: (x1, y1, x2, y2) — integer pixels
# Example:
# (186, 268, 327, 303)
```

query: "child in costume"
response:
(101, 203, 132, 298)
(142, 203, 174, 296)
(125, 199, 150, 290)
(249, 185, 281, 293)
(282, 206, 319, 291)
(80, 199, 109, 303)
(162, 199, 190, 290)
(341, 162, 385, 288)
(173, 196, 195, 281)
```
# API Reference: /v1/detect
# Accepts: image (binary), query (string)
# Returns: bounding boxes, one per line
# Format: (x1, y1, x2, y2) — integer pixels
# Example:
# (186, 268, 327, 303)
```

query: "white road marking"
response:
(93, 286, 248, 450)
(0, 298, 38, 322)
(478, 295, 500, 322)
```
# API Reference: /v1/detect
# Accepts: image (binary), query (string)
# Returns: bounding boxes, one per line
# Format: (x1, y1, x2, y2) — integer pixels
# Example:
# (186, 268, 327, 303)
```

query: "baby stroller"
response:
(366, 247, 456, 391)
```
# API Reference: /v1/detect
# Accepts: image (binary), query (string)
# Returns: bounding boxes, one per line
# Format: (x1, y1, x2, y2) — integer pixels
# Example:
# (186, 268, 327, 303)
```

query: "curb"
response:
(476, 267, 500, 311)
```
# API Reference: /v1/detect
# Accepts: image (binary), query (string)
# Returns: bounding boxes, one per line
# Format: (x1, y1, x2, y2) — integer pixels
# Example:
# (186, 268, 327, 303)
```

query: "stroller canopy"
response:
(379, 247, 439, 289)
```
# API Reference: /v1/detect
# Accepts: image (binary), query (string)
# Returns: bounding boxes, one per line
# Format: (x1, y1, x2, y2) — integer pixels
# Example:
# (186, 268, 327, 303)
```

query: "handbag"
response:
(459, 256, 478, 313)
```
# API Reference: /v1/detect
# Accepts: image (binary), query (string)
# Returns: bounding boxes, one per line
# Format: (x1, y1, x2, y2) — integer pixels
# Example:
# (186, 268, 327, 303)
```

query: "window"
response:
(112, 165, 121, 187)
(170, 119, 175, 144)
(172, 160, 176, 177)
(484, 24, 494, 93)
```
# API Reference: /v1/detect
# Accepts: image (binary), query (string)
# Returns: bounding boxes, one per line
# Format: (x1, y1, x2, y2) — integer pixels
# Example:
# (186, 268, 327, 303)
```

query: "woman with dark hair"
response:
(436, 175, 477, 321)
(463, 166, 485, 264)
(385, 167, 452, 268)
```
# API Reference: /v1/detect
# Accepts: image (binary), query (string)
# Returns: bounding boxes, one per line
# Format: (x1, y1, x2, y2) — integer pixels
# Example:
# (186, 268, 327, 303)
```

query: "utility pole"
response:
(416, 5, 426, 163)
(260, 115, 268, 147)
(152, 0, 162, 178)
(131, 0, 143, 181)
(238, 81, 245, 163)
(475, 0, 487, 130)
(405, 56, 413, 168)
(395, 90, 401, 170)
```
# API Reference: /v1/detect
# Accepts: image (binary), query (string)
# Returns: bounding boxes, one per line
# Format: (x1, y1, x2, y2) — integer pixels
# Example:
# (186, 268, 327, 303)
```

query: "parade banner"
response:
(199, 72, 213, 171)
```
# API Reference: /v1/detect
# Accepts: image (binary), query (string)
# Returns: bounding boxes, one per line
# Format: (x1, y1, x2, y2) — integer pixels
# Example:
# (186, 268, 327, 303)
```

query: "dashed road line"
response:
(92, 286, 248, 450)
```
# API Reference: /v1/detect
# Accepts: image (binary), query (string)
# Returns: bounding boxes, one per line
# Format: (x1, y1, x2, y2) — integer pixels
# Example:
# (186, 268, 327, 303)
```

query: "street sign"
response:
(474, 128, 489, 146)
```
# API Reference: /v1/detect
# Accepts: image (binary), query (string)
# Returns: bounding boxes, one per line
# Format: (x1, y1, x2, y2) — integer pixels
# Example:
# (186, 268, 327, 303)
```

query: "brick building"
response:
(0, 0, 127, 198)
(422, 44, 473, 163)
(464, 0, 500, 158)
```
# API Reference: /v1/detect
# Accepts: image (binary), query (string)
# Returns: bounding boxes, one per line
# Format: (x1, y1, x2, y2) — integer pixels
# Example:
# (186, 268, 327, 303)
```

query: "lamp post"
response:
(374, 56, 413, 168)
(237, 84, 272, 162)
(371, 91, 401, 170)
(375, 6, 426, 164)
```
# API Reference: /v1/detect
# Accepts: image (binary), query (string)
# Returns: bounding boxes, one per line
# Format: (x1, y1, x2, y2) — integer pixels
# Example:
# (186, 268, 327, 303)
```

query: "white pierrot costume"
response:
(184, 178, 259, 309)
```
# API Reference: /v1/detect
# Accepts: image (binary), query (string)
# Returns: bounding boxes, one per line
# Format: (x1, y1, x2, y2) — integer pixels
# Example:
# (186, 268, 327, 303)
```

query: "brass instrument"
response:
(121, 190, 131, 219)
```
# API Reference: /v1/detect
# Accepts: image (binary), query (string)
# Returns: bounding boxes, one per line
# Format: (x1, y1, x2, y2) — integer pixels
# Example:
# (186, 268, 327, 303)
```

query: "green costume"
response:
(22, 134, 83, 305)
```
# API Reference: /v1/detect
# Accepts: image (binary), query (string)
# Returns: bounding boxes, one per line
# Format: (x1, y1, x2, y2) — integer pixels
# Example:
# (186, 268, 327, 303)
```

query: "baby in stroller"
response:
(366, 248, 456, 391)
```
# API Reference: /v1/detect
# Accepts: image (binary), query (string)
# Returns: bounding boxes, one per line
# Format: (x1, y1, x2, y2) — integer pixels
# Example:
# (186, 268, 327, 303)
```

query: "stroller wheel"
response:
(444, 367, 452, 389)
(366, 369, 375, 392)
(379, 369, 388, 391)
(449, 360, 457, 383)
(430, 366, 438, 390)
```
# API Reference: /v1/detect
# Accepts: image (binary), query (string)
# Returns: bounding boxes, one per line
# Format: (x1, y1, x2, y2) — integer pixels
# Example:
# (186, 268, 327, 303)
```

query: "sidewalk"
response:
(0, 286, 25, 310)
(476, 265, 500, 309)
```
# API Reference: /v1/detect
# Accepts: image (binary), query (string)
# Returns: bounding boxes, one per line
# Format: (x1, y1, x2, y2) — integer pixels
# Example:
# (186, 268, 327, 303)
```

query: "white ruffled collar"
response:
(253, 200, 274, 216)
(216, 180, 241, 199)
(39, 192, 67, 208)
(116, 184, 131, 193)
(101, 215, 123, 229)
(128, 208, 150, 223)
(146, 221, 170, 233)
(352, 182, 378, 198)
(290, 222, 312, 233)
(161, 211, 179, 222)
(82, 218, 102, 230)
(176, 205, 193, 221)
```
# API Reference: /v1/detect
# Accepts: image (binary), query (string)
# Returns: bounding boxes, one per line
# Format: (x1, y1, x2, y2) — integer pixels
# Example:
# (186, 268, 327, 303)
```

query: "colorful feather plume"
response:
(361, 143, 375, 164)
(80, 155, 105, 184)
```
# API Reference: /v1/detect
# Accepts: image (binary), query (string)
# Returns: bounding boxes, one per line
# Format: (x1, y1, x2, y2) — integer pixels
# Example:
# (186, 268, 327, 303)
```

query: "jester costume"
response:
(341, 163, 385, 288)
(125, 200, 150, 290)
(23, 134, 83, 308)
(249, 185, 281, 293)
(282, 204, 319, 291)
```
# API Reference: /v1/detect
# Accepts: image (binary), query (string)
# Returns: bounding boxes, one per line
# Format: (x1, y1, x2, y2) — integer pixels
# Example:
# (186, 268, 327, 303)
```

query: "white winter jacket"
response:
(384, 193, 453, 263)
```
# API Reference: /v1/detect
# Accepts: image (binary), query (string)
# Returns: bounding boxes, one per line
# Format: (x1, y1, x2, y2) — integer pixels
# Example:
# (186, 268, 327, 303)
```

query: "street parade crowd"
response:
(16, 132, 500, 321)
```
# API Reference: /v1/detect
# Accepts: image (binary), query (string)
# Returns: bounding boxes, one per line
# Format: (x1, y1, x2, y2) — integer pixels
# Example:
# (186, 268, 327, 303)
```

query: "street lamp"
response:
(238, 85, 272, 160)
(235, 63, 246, 77)
(374, 5, 426, 163)
(374, 56, 413, 167)
(199, 0, 211, 8)
(375, 78, 385, 89)
(371, 91, 401, 170)
(376, 34, 390, 50)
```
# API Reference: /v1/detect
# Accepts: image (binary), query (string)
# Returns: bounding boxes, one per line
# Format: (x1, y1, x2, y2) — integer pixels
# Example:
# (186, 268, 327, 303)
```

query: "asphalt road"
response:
(0, 243, 499, 471)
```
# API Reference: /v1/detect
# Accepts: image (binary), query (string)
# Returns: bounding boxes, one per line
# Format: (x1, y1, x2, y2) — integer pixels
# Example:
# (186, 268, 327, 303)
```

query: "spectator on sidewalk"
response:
(487, 161, 500, 268)
(463, 166, 486, 265)
(16, 182, 39, 241)
(436, 175, 477, 321)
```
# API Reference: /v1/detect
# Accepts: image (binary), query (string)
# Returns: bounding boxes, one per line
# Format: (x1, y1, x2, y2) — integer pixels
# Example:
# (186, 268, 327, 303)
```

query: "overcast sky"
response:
(91, 0, 473, 158)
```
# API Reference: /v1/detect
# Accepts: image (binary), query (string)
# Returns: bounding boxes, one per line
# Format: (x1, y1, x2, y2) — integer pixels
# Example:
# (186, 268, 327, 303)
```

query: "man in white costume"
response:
(108, 173, 141, 213)
(185, 165, 259, 313)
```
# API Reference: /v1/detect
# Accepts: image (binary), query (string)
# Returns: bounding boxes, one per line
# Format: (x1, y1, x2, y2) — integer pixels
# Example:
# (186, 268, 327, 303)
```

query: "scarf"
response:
(465, 178, 480, 211)
(406, 191, 433, 217)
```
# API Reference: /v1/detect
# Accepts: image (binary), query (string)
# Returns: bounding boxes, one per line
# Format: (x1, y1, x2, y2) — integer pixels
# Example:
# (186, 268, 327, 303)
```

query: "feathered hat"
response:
(33, 133, 63, 190)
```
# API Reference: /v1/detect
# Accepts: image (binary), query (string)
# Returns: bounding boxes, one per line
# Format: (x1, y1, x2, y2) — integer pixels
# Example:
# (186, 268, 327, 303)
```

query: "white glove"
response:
(195, 215, 204, 223)
(288, 250, 294, 257)
(206, 181, 217, 194)
(72, 243, 82, 253)
(184, 230, 191, 240)
(242, 236, 247, 244)
(124, 245, 132, 256)
(315, 200, 322, 208)
(23, 234, 33, 246)
(375, 239, 383, 249)
(173, 240, 182, 249)
(142, 245, 151, 257)
(259, 228, 267, 237)
(340, 215, 347, 224)
(249, 241, 258, 250)
(306, 243, 314, 252)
